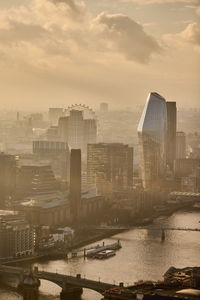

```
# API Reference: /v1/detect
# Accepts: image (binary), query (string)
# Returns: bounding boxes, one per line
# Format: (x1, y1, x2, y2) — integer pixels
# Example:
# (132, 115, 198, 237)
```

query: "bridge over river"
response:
(0, 265, 120, 299)
(96, 225, 200, 232)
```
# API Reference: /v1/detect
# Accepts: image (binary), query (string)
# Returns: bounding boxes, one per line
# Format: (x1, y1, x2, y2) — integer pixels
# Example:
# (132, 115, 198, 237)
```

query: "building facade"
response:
(87, 143, 133, 196)
(100, 102, 108, 113)
(17, 165, 58, 198)
(174, 158, 200, 178)
(58, 109, 97, 157)
(70, 149, 81, 220)
(0, 218, 34, 259)
(166, 101, 177, 171)
(176, 131, 186, 159)
(33, 140, 70, 180)
(137, 92, 167, 189)
(49, 108, 64, 125)
(0, 153, 17, 208)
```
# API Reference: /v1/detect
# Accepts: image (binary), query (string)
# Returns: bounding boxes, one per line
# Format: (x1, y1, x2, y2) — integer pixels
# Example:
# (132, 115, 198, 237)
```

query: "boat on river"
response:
(94, 250, 116, 259)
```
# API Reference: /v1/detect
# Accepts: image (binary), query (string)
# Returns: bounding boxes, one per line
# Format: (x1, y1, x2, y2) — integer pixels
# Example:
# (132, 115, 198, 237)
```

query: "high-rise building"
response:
(87, 143, 133, 196)
(137, 92, 167, 189)
(70, 149, 81, 220)
(84, 119, 97, 145)
(176, 131, 186, 159)
(100, 102, 108, 113)
(166, 102, 177, 171)
(0, 153, 17, 208)
(49, 108, 64, 125)
(58, 109, 97, 156)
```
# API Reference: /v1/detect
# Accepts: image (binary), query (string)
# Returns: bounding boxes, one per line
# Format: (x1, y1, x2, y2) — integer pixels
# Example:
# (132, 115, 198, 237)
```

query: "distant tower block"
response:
(49, 107, 64, 125)
(58, 105, 97, 157)
(70, 149, 81, 220)
(100, 102, 108, 113)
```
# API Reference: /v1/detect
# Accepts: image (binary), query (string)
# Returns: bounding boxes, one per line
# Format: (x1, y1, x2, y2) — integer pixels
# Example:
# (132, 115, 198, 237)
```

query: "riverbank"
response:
(2, 204, 196, 266)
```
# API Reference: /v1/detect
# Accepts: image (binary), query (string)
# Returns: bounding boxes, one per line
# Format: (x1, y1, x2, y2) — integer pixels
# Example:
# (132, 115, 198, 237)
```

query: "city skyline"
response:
(0, 0, 199, 110)
(0, 2, 199, 300)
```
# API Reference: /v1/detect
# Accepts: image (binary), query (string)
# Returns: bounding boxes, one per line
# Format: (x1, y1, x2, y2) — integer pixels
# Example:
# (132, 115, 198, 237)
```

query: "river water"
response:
(1, 209, 200, 299)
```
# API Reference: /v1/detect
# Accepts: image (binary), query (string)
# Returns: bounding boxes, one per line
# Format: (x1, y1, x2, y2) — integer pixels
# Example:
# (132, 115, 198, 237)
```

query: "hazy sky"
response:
(0, 0, 199, 110)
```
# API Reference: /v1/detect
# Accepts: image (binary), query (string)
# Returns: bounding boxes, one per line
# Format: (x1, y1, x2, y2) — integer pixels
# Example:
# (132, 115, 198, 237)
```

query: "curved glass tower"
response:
(138, 92, 167, 189)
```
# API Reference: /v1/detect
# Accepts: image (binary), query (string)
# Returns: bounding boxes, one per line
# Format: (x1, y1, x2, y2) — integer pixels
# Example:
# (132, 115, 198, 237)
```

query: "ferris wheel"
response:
(64, 104, 96, 119)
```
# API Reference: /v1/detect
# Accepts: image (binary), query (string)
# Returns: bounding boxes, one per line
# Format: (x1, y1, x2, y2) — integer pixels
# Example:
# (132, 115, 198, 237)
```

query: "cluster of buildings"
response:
(138, 92, 200, 192)
(0, 96, 199, 260)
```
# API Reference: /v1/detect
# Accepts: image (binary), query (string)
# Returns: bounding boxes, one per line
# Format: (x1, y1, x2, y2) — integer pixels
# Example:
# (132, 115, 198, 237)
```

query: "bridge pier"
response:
(18, 271, 40, 300)
(60, 282, 83, 300)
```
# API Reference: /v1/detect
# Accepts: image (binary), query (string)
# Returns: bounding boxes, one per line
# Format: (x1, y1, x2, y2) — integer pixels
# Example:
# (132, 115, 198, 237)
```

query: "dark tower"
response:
(0, 153, 17, 208)
(166, 102, 177, 172)
(70, 149, 81, 221)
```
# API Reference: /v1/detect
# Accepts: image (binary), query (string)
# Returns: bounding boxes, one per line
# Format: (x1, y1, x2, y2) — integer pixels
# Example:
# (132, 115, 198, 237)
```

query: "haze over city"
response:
(0, 0, 199, 109)
(0, 1, 200, 300)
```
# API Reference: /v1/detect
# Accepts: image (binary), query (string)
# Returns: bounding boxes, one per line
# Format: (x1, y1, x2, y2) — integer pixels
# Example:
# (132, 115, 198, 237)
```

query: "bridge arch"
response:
(0, 266, 116, 297)
(37, 275, 104, 294)
(36, 273, 110, 295)
(38, 278, 62, 296)
(82, 288, 102, 299)
(37, 276, 63, 288)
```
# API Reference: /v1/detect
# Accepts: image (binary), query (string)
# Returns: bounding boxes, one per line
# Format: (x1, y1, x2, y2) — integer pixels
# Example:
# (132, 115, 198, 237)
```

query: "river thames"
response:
(1, 209, 200, 299)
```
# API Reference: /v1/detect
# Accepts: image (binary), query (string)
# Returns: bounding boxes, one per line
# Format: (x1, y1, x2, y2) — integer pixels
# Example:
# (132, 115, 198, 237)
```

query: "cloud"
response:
(94, 12, 161, 63)
(179, 22, 200, 47)
(196, 5, 200, 14)
(185, 4, 200, 15)
(50, 0, 86, 19)
(163, 22, 200, 53)
(0, 0, 161, 66)
(0, 21, 47, 44)
(120, 0, 200, 4)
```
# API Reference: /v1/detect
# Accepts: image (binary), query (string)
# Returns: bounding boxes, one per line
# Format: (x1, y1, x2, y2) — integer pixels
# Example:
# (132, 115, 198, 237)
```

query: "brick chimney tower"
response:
(70, 149, 81, 221)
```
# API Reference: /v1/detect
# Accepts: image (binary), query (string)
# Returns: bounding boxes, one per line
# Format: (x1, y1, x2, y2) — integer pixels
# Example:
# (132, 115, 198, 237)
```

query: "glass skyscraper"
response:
(138, 92, 167, 189)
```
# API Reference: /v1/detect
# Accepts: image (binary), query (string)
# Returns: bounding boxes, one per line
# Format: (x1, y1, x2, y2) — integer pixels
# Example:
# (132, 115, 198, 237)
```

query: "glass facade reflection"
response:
(138, 92, 167, 189)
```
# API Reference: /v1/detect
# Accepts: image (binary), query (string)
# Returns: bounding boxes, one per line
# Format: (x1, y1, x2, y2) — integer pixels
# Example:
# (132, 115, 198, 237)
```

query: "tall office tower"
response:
(58, 116, 69, 141)
(100, 102, 108, 113)
(166, 102, 177, 171)
(137, 92, 167, 189)
(70, 149, 81, 220)
(49, 108, 64, 125)
(33, 140, 70, 180)
(84, 119, 97, 144)
(58, 109, 97, 156)
(87, 143, 133, 195)
(176, 131, 186, 159)
(0, 153, 17, 208)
